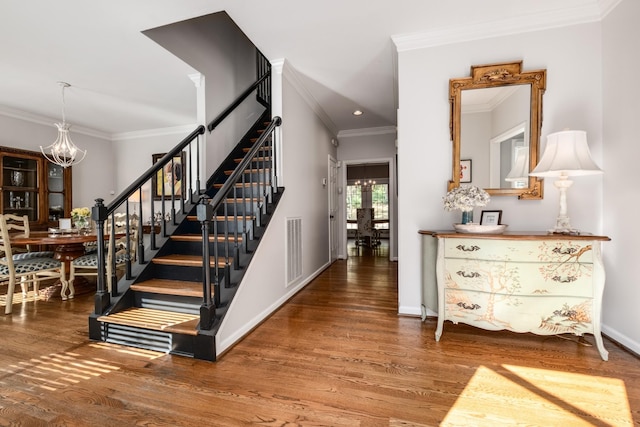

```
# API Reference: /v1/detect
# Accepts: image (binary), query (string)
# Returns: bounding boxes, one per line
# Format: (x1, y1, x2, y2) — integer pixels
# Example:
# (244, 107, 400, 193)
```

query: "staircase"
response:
(88, 109, 283, 361)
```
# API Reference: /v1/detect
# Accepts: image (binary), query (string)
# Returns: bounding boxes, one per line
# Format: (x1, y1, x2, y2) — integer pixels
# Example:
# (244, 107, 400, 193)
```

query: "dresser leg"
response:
(594, 333, 609, 361)
(435, 319, 443, 341)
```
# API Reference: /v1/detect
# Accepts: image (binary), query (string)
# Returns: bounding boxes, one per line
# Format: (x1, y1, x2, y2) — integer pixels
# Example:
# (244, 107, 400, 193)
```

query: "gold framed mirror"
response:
(449, 61, 546, 199)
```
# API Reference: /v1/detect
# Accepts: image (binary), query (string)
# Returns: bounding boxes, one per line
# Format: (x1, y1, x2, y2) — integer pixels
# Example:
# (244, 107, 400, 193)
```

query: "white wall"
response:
(144, 12, 264, 181)
(216, 61, 337, 354)
(602, 0, 640, 354)
(337, 131, 398, 260)
(111, 126, 197, 221)
(396, 22, 604, 316)
(0, 113, 114, 208)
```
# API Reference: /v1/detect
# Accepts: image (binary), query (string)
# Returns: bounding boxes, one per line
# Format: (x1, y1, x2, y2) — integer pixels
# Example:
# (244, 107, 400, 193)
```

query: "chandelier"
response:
(40, 82, 86, 168)
(354, 164, 376, 192)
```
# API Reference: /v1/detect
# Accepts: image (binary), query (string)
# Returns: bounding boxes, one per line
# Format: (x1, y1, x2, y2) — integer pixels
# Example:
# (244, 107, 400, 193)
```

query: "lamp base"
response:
(548, 214, 581, 235)
(547, 176, 581, 235)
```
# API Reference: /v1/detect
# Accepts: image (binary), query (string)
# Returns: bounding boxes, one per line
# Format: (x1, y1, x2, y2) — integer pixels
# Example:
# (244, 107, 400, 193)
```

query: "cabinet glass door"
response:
(47, 163, 66, 221)
(2, 156, 39, 221)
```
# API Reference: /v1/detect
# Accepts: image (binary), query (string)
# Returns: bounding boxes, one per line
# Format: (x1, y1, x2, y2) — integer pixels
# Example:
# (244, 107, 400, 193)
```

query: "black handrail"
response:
(106, 125, 206, 212)
(207, 72, 270, 133)
(91, 50, 273, 321)
(208, 117, 281, 209)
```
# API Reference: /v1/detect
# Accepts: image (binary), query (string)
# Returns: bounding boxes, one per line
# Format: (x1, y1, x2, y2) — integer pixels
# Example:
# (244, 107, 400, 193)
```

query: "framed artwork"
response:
(152, 153, 185, 200)
(460, 159, 472, 183)
(480, 210, 502, 226)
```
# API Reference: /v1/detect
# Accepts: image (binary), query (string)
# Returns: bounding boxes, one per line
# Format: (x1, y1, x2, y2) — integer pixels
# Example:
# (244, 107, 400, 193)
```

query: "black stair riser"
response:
(133, 292, 202, 314)
(93, 111, 283, 362)
(146, 264, 230, 282)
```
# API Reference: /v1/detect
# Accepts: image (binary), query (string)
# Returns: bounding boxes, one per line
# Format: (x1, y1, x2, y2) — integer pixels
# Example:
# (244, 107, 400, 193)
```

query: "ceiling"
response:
(0, 0, 615, 140)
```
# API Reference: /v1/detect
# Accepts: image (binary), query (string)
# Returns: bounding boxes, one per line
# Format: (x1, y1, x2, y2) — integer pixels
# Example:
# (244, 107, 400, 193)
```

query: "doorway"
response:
(343, 160, 393, 259)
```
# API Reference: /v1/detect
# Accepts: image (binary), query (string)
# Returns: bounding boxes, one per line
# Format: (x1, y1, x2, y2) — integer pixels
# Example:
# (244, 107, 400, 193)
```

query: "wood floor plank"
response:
(0, 241, 639, 426)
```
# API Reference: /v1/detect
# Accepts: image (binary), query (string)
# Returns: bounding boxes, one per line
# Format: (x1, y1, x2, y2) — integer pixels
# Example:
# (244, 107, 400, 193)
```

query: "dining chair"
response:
(3, 213, 54, 256)
(2, 213, 55, 296)
(0, 215, 66, 314)
(66, 213, 137, 300)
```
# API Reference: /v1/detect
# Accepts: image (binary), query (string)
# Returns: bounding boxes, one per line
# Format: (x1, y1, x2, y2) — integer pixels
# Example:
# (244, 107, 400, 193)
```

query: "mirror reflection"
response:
(449, 61, 546, 199)
(461, 85, 530, 189)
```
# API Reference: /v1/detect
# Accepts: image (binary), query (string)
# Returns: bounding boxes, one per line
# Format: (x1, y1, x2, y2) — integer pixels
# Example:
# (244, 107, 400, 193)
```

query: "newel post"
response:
(92, 198, 109, 314)
(197, 196, 216, 330)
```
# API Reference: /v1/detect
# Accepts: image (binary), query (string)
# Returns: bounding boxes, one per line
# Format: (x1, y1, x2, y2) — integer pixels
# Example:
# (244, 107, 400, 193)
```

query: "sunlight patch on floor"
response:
(0, 351, 121, 392)
(0, 290, 46, 306)
(441, 364, 633, 426)
(88, 342, 166, 360)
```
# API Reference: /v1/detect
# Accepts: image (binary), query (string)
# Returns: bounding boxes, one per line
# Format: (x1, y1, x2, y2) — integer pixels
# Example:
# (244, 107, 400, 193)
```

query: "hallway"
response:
(1, 250, 638, 425)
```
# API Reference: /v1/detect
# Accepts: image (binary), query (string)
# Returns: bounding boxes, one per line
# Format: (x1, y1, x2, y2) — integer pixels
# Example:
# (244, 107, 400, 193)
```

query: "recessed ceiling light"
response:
(353, 110, 363, 116)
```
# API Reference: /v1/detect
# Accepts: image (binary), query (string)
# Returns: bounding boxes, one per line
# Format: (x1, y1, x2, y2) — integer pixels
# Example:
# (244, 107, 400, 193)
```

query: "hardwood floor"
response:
(1, 248, 639, 426)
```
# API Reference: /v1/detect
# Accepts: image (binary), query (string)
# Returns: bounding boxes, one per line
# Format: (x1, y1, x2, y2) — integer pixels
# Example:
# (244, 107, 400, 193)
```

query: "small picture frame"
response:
(152, 153, 186, 200)
(460, 159, 472, 183)
(480, 210, 502, 226)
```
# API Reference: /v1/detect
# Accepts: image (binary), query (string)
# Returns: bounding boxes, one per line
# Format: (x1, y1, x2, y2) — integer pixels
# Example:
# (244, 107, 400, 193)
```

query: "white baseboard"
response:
(216, 261, 331, 355)
(601, 324, 640, 357)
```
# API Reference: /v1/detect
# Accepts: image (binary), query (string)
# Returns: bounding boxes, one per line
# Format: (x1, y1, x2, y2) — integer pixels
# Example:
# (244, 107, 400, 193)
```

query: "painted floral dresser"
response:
(419, 231, 611, 360)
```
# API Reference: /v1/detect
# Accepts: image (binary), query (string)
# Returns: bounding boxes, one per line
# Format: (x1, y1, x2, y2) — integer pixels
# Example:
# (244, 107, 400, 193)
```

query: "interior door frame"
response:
(340, 157, 395, 260)
(328, 155, 338, 263)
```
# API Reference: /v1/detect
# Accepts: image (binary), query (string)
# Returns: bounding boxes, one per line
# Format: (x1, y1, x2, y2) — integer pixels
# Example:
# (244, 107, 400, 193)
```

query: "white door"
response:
(329, 156, 338, 262)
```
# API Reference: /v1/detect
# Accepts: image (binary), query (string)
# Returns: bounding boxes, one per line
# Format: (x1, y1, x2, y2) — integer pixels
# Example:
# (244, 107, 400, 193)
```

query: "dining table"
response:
(8, 230, 110, 300)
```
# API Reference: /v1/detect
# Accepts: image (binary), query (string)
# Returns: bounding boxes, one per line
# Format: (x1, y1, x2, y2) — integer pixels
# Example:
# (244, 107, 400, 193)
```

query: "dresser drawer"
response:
(444, 258, 594, 297)
(444, 238, 594, 263)
(444, 289, 593, 335)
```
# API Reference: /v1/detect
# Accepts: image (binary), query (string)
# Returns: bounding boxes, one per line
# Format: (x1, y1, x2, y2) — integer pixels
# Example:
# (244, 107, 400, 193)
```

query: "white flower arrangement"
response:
(443, 185, 490, 212)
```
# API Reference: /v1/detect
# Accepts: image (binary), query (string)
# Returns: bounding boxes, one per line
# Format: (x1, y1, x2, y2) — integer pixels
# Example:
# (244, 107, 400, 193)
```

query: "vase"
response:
(74, 217, 89, 232)
(461, 210, 473, 224)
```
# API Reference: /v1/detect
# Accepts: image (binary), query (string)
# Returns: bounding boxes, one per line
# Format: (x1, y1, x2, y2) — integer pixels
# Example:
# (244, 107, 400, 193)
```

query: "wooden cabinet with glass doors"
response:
(0, 146, 72, 229)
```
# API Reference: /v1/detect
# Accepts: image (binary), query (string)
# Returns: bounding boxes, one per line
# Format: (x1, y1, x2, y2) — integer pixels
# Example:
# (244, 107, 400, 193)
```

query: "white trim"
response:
(398, 305, 422, 316)
(341, 157, 395, 263)
(0, 104, 198, 142)
(278, 58, 338, 135)
(599, 0, 624, 18)
(602, 324, 640, 357)
(392, 4, 604, 52)
(0, 105, 111, 141)
(338, 126, 397, 139)
(216, 261, 331, 355)
(111, 124, 198, 141)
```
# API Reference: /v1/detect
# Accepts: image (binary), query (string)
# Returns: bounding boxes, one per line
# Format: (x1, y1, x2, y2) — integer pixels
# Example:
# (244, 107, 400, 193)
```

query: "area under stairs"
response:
(91, 114, 283, 361)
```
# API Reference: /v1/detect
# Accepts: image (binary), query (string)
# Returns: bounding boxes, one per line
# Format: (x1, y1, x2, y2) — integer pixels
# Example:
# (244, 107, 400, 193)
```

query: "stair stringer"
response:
(89, 112, 283, 361)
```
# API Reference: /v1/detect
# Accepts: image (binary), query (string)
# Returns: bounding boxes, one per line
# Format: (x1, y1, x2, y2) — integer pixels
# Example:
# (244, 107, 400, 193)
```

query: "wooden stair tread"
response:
(242, 146, 271, 152)
(214, 182, 261, 188)
(224, 168, 270, 175)
(185, 214, 254, 222)
(152, 254, 231, 268)
(171, 234, 243, 243)
(130, 279, 202, 297)
(234, 156, 269, 163)
(97, 307, 199, 336)
(225, 197, 264, 203)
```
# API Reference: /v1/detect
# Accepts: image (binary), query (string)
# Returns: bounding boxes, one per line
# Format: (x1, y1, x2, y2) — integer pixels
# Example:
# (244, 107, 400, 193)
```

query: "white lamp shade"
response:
(530, 130, 603, 177)
(505, 148, 529, 182)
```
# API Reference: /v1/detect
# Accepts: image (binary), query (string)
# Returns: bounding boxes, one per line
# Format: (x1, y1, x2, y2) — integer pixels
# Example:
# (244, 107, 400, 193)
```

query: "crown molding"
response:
(0, 105, 111, 140)
(392, 3, 608, 52)
(111, 124, 199, 142)
(274, 58, 338, 135)
(599, 0, 624, 18)
(0, 104, 199, 142)
(337, 126, 397, 139)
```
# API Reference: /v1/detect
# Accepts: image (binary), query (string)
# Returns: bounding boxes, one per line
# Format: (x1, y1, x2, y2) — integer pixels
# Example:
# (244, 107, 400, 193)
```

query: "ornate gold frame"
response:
(449, 61, 546, 199)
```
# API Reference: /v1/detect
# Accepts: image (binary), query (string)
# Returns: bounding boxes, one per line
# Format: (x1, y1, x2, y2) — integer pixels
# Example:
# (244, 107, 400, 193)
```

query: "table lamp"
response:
(529, 130, 602, 234)
(505, 146, 529, 187)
